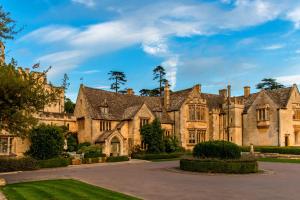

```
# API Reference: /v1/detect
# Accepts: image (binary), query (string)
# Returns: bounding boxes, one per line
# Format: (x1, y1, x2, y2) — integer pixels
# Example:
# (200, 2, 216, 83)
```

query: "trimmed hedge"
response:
(37, 157, 71, 168)
(193, 141, 241, 159)
(240, 146, 300, 155)
(0, 157, 38, 172)
(131, 152, 184, 160)
(180, 158, 258, 174)
(106, 156, 129, 162)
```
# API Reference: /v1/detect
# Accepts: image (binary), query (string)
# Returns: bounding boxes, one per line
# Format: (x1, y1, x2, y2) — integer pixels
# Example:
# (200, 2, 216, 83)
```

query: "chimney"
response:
(244, 86, 250, 98)
(25, 68, 30, 74)
(127, 88, 134, 95)
(219, 89, 227, 98)
(194, 84, 201, 93)
(227, 85, 231, 98)
(164, 81, 170, 109)
(0, 41, 5, 64)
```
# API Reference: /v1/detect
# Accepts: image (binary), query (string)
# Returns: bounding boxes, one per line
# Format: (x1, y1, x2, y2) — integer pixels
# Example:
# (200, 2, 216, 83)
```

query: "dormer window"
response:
(100, 106, 108, 114)
(257, 108, 269, 121)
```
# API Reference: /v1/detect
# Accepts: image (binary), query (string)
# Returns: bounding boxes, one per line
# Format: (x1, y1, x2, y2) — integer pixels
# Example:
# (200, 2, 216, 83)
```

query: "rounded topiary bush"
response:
(193, 140, 241, 159)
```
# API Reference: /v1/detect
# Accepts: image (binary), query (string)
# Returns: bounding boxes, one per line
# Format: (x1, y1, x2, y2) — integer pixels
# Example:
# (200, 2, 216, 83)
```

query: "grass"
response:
(258, 157, 300, 163)
(1, 179, 140, 200)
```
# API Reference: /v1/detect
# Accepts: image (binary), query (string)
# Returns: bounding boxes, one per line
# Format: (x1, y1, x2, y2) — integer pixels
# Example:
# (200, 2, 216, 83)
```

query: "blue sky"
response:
(2, 0, 300, 101)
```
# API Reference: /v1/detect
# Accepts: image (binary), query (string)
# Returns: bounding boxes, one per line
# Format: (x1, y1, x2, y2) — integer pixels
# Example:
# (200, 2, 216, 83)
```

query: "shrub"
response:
(164, 136, 180, 153)
(141, 119, 165, 153)
(37, 157, 70, 168)
(0, 157, 38, 172)
(240, 146, 300, 155)
(131, 152, 183, 160)
(66, 134, 78, 152)
(80, 145, 102, 158)
(106, 156, 129, 162)
(180, 158, 258, 174)
(193, 141, 241, 159)
(27, 124, 64, 160)
(77, 142, 91, 151)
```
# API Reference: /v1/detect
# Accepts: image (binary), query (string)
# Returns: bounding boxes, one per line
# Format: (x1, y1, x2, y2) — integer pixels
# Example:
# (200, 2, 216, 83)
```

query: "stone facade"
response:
(74, 83, 300, 155)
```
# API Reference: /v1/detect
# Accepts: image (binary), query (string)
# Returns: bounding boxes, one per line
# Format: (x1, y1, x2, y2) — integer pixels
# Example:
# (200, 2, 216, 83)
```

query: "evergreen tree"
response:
(153, 65, 168, 96)
(108, 71, 127, 93)
(0, 6, 20, 41)
(256, 78, 285, 90)
(65, 98, 75, 113)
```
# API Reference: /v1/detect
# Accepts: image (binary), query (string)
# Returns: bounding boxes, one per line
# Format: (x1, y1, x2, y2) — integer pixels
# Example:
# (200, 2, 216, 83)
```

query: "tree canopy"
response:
(0, 6, 19, 41)
(139, 88, 160, 96)
(153, 65, 168, 96)
(108, 71, 127, 93)
(256, 78, 285, 90)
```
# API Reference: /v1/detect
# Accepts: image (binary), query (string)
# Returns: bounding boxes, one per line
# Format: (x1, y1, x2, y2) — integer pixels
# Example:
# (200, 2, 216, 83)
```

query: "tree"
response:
(0, 6, 19, 41)
(0, 60, 60, 138)
(27, 124, 64, 160)
(153, 65, 168, 96)
(164, 136, 180, 153)
(140, 118, 165, 153)
(108, 71, 127, 93)
(256, 78, 285, 90)
(65, 98, 75, 113)
(139, 88, 160, 96)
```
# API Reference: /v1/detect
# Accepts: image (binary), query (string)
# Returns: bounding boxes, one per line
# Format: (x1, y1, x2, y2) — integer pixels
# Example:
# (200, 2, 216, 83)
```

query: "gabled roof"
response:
(201, 93, 224, 109)
(168, 88, 193, 111)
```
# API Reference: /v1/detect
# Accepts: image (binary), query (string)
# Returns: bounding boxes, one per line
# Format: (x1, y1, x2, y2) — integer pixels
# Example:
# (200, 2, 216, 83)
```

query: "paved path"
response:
(1, 161, 300, 200)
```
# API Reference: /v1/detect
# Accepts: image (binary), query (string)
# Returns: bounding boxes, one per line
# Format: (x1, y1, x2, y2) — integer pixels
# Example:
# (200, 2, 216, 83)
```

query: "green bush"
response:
(79, 145, 102, 158)
(193, 141, 241, 159)
(164, 136, 181, 153)
(106, 156, 129, 162)
(131, 152, 184, 160)
(27, 124, 64, 160)
(180, 158, 258, 174)
(37, 157, 71, 168)
(0, 157, 38, 172)
(240, 146, 300, 155)
(77, 142, 91, 151)
(66, 134, 78, 152)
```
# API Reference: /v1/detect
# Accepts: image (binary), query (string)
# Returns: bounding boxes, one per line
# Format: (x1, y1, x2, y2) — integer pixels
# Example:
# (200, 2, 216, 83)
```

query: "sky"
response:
(2, 0, 300, 101)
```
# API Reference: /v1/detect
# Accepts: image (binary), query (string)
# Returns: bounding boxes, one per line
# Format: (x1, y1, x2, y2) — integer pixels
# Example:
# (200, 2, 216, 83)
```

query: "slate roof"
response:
(168, 88, 193, 111)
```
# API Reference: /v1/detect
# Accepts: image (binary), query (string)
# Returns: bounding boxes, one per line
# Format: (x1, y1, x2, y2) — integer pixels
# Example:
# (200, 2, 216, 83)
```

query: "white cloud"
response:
(296, 49, 300, 54)
(262, 44, 285, 50)
(95, 85, 110, 89)
(72, 0, 95, 8)
(277, 74, 300, 85)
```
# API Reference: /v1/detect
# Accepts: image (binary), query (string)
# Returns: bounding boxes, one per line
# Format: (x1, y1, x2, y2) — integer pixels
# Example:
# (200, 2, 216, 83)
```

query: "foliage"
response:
(2, 179, 140, 200)
(108, 71, 127, 93)
(79, 145, 103, 158)
(66, 133, 78, 152)
(240, 146, 300, 155)
(77, 142, 91, 151)
(164, 136, 180, 153)
(0, 60, 60, 138)
(180, 158, 258, 174)
(106, 156, 129, 162)
(131, 152, 184, 160)
(64, 98, 75, 113)
(140, 118, 165, 153)
(139, 88, 160, 96)
(27, 124, 65, 160)
(37, 157, 70, 168)
(256, 78, 285, 90)
(193, 141, 241, 159)
(0, 157, 38, 172)
(153, 65, 168, 96)
(0, 6, 20, 41)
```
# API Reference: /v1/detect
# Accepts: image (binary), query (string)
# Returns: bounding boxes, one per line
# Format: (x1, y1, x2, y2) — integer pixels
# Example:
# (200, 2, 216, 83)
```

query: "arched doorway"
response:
(110, 136, 121, 156)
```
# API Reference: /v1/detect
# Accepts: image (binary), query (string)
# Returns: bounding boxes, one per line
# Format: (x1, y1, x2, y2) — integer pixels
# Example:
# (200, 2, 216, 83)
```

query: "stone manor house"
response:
(1, 63, 300, 156)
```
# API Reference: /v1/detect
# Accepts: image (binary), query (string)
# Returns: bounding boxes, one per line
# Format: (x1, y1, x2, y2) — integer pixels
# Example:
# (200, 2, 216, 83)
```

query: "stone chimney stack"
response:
(219, 89, 227, 99)
(127, 88, 134, 95)
(0, 41, 5, 64)
(194, 84, 201, 93)
(244, 86, 250, 98)
(227, 85, 231, 98)
(164, 81, 170, 109)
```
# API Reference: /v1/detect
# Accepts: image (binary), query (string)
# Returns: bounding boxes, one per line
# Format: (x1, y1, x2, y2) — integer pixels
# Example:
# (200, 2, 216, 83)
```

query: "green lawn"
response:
(1, 179, 140, 200)
(258, 157, 300, 163)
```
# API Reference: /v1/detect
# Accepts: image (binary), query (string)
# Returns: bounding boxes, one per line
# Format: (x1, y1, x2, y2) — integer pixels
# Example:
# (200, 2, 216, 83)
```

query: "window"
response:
(197, 129, 206, 143)
(0, 137, 12, 154)
(293, 109, 300, 120)
(165, 130, 172, 137)
(78, 118, 85, 130)
(100, 120, 112, 131)
(189, 105, 206, 121)
(257, 108, 269, 121)
(140, 118, 149, 129)
(100, 106, 108, 114)
(188, 129, 196, 144)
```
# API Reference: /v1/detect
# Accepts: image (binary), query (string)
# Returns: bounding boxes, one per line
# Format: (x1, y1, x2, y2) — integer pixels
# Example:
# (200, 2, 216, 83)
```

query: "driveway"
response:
(1, 160, 299, 200)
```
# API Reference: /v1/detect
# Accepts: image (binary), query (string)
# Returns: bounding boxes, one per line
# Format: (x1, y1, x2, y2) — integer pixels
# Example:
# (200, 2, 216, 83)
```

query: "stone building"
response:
(75, 83, 300, 156)
(0, 69, 77, 156)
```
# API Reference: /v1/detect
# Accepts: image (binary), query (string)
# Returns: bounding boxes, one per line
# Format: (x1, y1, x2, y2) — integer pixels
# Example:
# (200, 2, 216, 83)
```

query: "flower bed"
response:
(180, 158, 258, 174)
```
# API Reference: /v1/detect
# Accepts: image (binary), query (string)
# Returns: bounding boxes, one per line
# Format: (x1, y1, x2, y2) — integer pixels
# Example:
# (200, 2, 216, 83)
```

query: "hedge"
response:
(0, 157, 38, 172)
(131, 152, 184, 160)
(106, 156, 129, 162)
(37, 157, 71, 168)
(193, 141, 241, 159)
(180, 158, 258, 174)
(240, 146, 300, 155)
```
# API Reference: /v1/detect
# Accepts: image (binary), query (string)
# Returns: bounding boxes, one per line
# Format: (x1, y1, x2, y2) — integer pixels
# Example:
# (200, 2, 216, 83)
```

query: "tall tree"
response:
(153, 65, 168, 96)
(256, 78, 285, 90)
(108, 71, 127, 93)
(0, 6, 19, 41)
(139, 88, 160, 96)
